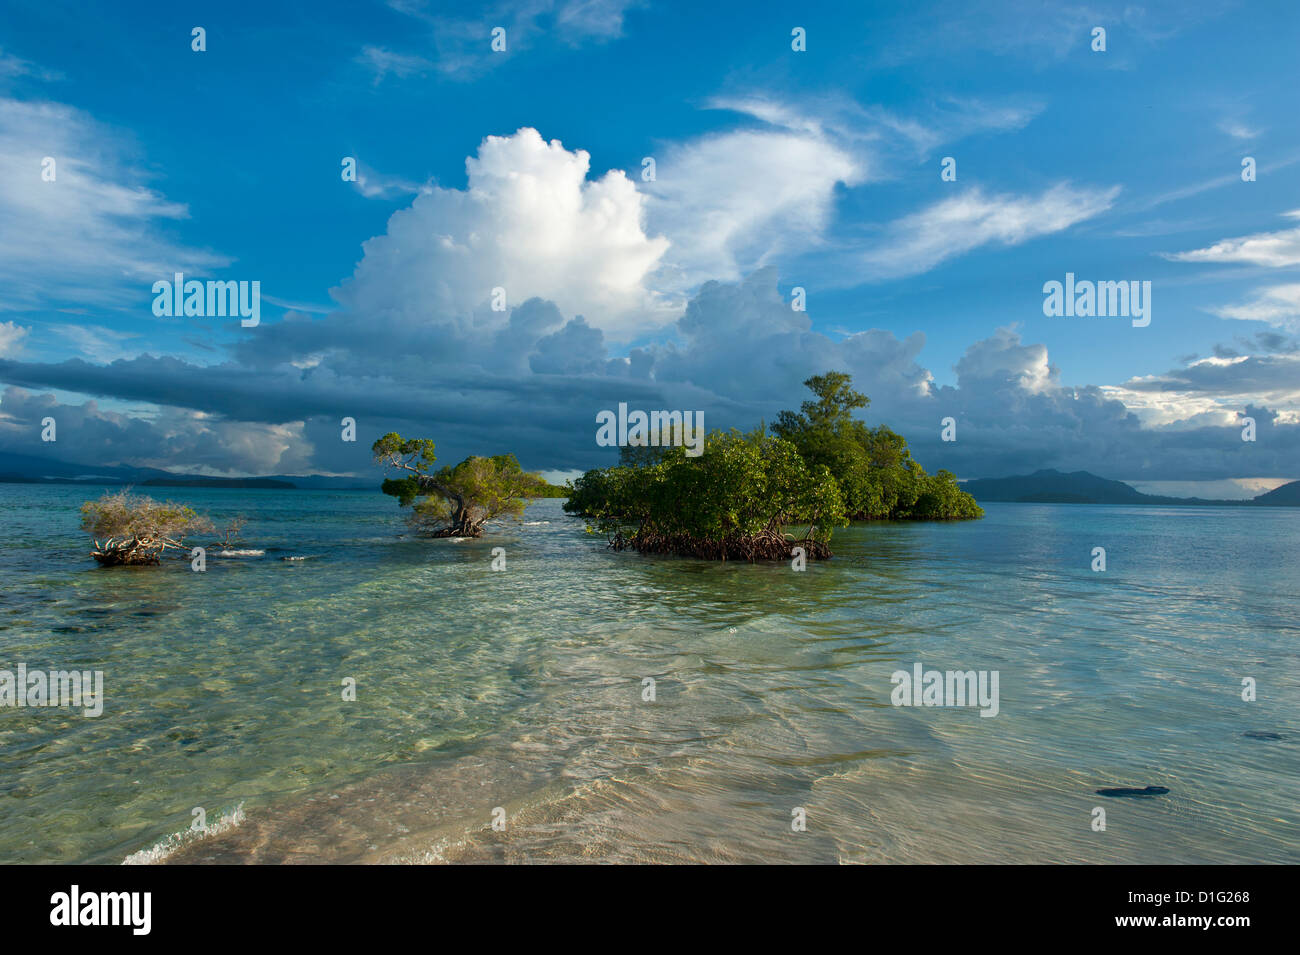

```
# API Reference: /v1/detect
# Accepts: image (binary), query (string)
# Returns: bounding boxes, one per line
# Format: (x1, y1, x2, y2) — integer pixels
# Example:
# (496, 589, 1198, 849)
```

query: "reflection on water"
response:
(1, 485, 1297, 863)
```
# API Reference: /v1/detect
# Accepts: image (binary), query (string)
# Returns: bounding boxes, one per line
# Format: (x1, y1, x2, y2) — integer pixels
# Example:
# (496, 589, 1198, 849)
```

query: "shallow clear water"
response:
(1, 484, 1296, 864)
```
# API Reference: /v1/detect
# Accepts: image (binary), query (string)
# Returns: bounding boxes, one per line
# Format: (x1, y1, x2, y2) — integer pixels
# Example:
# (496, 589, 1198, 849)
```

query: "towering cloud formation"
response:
(334, 127, 671, 339)
(0, 128, 1295, 484)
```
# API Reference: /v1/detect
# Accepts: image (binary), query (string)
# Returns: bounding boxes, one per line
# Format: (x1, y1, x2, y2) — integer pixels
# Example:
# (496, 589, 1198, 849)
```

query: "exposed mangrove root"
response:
(90, 537, 174, 566)
(608, 524, 832, 562)
(425, 521, 485, 539)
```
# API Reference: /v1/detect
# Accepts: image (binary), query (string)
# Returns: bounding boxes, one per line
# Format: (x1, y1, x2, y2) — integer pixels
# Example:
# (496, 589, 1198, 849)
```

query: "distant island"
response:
(960, 469, 1300, 507)
(0, 451, 367, 489)
(0, 450, 572, 495)
(138, 477, 296, 489)
(6, 448, 1295, 508)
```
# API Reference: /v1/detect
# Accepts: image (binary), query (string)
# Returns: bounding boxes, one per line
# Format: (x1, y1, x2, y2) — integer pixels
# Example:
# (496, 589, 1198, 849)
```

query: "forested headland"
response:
(564, 372, 982, 561)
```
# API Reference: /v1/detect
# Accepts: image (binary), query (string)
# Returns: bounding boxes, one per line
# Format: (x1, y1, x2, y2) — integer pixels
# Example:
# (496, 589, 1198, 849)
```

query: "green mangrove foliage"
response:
(564, 428, 846, 561)
(530, 481, 571, 498)
(771, 373, 983, 520)
(566, 372, 981, 562)
(373, 432, 550, 537)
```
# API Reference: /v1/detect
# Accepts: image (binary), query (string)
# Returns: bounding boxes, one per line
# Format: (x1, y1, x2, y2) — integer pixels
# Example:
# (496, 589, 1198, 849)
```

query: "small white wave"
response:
(395, 839, 453, 865)
(521, 521, 550, 526)
(122, 802, 246, 865)
(280, 555, 317, 562)
(218, 549, 265, 557)
(447, 537, 470, 543)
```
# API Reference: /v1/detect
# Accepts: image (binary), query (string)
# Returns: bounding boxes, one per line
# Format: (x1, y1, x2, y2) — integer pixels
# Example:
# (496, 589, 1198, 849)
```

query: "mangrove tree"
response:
(373, 432, 550, 537)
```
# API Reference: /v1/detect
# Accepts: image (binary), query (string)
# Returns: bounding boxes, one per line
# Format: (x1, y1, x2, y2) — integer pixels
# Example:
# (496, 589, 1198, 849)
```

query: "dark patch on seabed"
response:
(1242, 730, 1284, 740)
(1096, 785, 1170, 798)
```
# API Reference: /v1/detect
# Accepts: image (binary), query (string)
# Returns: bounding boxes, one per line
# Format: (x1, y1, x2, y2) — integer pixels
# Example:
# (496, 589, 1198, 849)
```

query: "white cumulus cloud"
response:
(0, 320, 28, 356)
(333, 127, 672, 338)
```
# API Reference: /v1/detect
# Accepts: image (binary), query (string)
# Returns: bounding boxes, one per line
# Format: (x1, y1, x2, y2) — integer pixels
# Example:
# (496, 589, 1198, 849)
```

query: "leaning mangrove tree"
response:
(564, 428, 846, 561)
(373, 432, 550, 537)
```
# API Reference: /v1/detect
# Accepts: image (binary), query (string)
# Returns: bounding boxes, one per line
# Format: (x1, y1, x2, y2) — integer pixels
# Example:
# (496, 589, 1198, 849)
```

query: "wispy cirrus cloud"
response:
(356, 45, 433, 84)
(876, 0, 1231, 69)
(643, 128, 862, 290)
(345, 155, 430, 199)
(1217, 118, 1262, 140)
(1211, 284, 1300, 331)
(0, 47, 63, 83)
(0, 95, 226, 311)
(361, 0, 642, 81)
(710, 93, 1044, 163)
(1164, 210, 1300, 267)
(860, 183, 1120, 279)
(649, 92, 1046, 288)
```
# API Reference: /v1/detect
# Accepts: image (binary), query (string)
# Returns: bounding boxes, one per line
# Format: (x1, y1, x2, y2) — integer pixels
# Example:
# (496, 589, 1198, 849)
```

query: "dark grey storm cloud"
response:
(2, 269, 1297, 482)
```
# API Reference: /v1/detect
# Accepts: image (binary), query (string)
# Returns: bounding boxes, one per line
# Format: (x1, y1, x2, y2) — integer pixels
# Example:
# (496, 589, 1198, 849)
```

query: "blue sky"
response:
(1, 0, 1298, 496)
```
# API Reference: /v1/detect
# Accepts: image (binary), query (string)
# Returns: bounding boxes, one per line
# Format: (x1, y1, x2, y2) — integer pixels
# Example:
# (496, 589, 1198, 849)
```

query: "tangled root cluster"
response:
(91, 538, 166, 566)
(609, 525, 831, 562)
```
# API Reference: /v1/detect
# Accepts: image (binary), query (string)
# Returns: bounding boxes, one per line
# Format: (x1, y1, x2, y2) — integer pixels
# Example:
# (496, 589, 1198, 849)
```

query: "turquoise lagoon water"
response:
(0, 483, 1296, 863)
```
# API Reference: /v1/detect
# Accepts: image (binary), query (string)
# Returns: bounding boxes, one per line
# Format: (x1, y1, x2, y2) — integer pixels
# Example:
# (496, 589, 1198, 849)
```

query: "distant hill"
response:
(0, 451, 369, 490)
(959, 469, 1298, 507)
(1251, 480, 1300, 506)
(962, 470, 1151, 504)
(0, 450, 172, 484)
